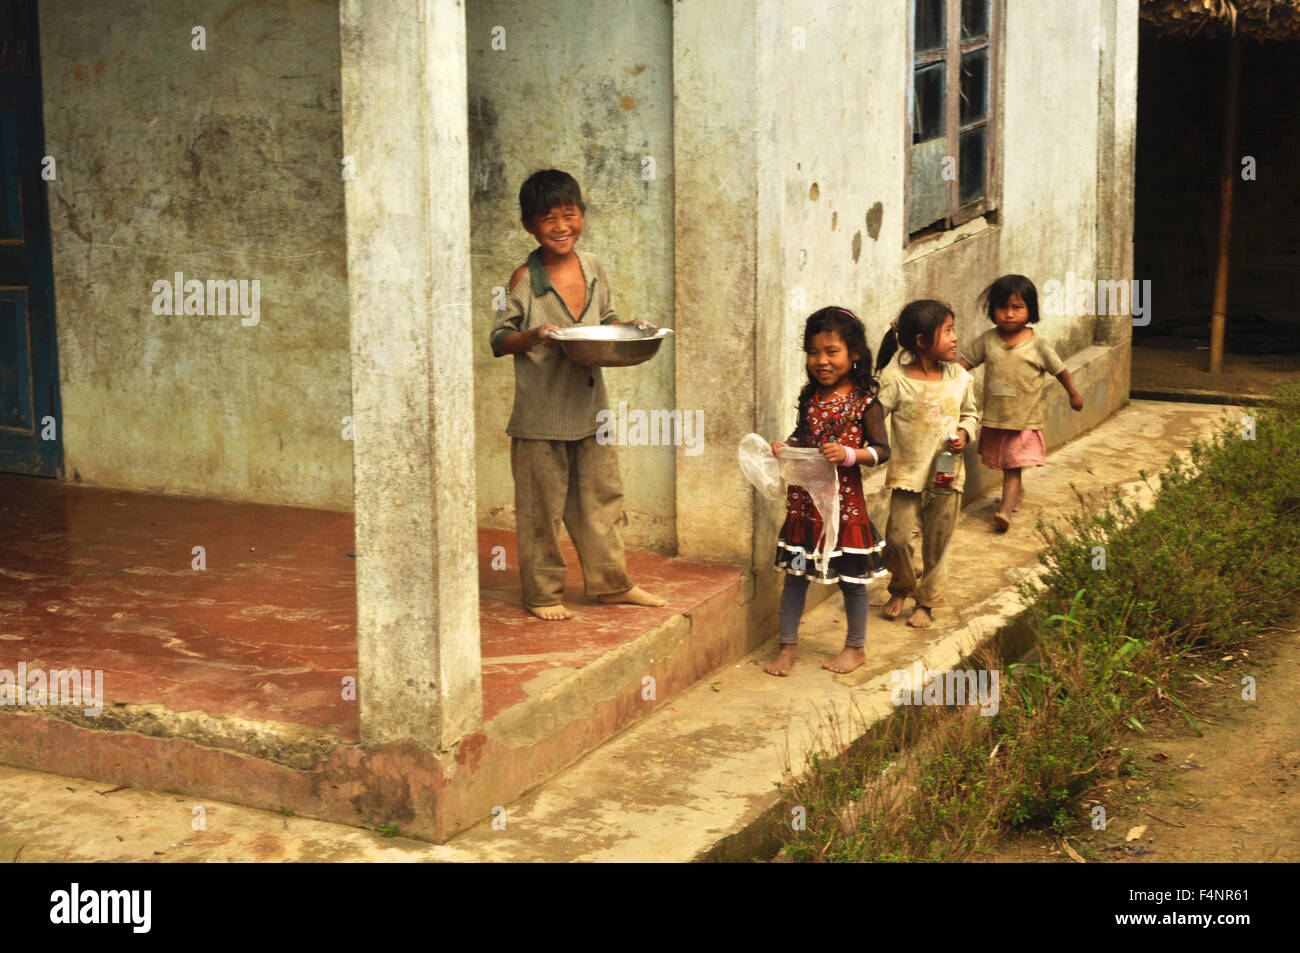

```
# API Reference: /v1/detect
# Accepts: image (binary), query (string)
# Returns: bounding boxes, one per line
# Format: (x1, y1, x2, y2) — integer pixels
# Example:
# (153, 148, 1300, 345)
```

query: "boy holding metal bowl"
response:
(489, 169, 664, 621)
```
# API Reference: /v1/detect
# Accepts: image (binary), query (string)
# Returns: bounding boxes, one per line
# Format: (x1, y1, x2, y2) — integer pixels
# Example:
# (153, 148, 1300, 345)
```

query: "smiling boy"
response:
(489, 169, 664, 621)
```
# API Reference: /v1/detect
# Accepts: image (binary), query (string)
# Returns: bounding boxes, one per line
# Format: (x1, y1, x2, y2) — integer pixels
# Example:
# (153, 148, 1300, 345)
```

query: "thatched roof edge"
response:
(1141, 0, 1300, 40)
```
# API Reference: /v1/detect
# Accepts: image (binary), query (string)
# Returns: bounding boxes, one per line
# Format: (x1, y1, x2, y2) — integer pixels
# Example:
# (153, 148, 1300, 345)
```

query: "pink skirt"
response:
(979, 427, 1046, 470)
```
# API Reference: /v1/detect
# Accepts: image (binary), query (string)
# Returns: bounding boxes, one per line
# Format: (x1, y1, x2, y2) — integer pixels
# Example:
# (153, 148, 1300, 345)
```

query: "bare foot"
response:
(823, 646, 866, 674)
(529, 603, 573, 621)
(882, 594, 907, 620)
(597, 586, 666, 607)
(994, 511, 1011, 533)
(906, 605, 933, 628)
(764, 644, 798, 676)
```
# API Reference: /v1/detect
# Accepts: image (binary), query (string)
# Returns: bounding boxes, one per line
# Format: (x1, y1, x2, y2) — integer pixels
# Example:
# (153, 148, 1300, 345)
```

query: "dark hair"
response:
(519, 169, 587, 223)
(979, 274, 1040, 324)
(795, 307, 878, 438)
(876, 299, 954, 371)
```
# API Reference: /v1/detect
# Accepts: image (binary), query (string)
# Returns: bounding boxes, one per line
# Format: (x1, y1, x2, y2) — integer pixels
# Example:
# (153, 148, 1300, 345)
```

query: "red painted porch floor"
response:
(0, 476, 738, 743)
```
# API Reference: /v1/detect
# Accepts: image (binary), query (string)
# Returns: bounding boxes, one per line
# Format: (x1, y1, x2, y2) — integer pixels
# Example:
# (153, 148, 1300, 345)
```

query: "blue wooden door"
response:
(0, 0, 59, 477)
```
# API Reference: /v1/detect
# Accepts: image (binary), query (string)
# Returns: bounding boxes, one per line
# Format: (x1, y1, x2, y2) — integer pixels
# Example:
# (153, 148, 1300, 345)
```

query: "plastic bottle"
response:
(934, 449, 957, 491)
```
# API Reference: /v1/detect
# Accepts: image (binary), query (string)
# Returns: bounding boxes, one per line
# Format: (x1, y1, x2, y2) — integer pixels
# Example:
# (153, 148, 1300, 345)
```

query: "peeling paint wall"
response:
(758, 0, 1116, 411)
(40, 0, 351, 508)
(994, 0, 1106, 360)
(673, 0, 760, 566)
(757, 3, 912, 442)
(467, 0, 675, 552)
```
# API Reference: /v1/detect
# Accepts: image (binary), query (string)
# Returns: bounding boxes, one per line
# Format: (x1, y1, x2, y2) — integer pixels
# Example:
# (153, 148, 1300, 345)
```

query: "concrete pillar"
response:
(339, 0, 482, 750)
(673, 0, 760, 565)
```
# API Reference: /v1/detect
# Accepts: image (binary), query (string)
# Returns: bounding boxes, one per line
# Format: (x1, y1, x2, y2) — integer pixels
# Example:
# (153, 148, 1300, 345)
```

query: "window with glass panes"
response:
(907, 0, 995, 237)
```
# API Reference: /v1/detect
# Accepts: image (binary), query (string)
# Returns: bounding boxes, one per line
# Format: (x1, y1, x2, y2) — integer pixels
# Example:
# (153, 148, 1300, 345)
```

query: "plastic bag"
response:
(777, 448, 841, 575)
(737, 434, 842, 576)
(737, 433, 785, 501)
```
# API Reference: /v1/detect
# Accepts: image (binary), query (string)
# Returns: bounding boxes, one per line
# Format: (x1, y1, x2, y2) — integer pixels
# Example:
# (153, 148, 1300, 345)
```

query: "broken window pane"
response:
(962, 0, 989, 40)
(959, 125, 986, 205)
(913, 63, 945, 144)
(910, 137, 949, 232)
(915, 0, 945, 52)
(960, 48, 988, 125)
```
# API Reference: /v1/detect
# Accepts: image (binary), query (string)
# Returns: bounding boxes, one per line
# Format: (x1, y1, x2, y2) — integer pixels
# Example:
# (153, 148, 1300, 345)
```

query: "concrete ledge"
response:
(0, 703, 342, 770)
(0, 569, 747, 843)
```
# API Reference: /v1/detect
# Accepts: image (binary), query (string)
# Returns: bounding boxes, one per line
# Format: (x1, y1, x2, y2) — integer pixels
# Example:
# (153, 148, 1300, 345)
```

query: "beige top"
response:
(489, 248, 620, 441)
(876, 361, 980, 493)
(961, 328, 1066, 432)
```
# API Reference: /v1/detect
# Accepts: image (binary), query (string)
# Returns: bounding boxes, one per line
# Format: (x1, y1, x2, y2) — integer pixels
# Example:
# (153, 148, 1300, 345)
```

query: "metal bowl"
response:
(550, 325, 673, 367)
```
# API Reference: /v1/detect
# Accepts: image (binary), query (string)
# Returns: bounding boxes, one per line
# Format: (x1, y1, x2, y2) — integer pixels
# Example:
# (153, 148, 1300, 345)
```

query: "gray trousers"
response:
(511, 435, 632, 607)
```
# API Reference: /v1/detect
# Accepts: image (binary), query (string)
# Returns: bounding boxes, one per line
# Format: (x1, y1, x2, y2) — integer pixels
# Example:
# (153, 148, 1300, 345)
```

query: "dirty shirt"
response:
(875, 361, 980, 493)
(489, 248, 620, 441)
(960, 328, 1066, 432)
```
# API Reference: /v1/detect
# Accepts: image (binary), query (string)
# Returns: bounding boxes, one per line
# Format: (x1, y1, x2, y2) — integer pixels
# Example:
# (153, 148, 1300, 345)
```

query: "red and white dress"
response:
(774, 387, 890, 585)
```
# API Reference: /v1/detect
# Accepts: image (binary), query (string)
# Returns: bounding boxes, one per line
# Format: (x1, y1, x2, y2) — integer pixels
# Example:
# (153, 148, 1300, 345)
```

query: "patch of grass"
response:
(774, 383, 1300, 862)
(379, 823, 400, 838)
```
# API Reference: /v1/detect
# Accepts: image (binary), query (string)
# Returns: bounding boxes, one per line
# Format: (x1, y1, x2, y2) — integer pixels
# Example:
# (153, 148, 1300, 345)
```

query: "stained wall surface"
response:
(40, 0, 352, 508)
(466, 0, 676, 552)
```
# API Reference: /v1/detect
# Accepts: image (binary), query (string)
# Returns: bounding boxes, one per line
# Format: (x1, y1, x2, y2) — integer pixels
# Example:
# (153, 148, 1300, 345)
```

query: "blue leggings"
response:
(779, 574, 869, 648)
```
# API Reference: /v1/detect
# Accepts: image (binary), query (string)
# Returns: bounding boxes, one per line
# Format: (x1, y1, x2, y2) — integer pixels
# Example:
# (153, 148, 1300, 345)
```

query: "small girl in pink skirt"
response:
(957, 275, 1084, 532)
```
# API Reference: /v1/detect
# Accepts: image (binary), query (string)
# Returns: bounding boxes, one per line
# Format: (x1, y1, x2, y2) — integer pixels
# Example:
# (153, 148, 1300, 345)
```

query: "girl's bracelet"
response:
(842, 446, 856, 467)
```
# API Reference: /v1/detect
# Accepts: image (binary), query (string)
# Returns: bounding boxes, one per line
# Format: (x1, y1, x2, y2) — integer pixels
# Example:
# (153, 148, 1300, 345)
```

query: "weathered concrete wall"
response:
(752, 0, 1132, 505)
(1095, 0, 1138, 349)
(995, 0, 1106, 361)
(673, 0, 758, 569)
(757, 2, 910, 425)
(41, 0, 351, 508)
(467, 0, 675, 552)
(726, 0, 1136, 602)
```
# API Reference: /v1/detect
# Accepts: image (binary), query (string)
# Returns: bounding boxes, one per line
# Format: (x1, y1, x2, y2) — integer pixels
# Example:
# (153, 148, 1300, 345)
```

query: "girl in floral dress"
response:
(765, 307, 890, 677)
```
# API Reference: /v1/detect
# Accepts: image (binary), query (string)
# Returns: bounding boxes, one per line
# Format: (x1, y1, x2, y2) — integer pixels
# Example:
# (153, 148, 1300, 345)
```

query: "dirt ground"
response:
(983, 624, 1300, 863)
(1131, 340, 1300, 401)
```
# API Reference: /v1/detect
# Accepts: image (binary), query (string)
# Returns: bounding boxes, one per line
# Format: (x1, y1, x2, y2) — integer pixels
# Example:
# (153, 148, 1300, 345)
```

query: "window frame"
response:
(904, 0, 1003, 244)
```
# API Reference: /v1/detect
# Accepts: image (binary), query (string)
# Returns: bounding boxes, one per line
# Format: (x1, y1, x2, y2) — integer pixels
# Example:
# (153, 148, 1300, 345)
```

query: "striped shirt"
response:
(489, 248, 620, 441)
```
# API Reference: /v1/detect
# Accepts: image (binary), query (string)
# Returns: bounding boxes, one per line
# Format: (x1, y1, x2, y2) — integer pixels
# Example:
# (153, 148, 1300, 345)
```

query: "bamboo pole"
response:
(1208, 30, 1242, 374)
